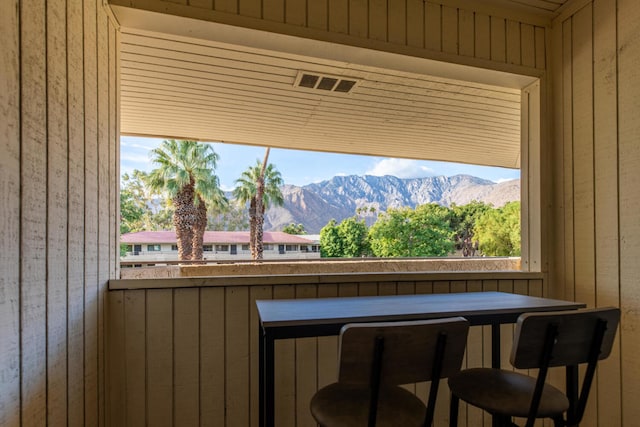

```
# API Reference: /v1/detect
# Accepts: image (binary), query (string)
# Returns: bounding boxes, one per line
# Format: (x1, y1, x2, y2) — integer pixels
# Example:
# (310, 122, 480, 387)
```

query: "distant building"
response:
(121, 230, 321, 263)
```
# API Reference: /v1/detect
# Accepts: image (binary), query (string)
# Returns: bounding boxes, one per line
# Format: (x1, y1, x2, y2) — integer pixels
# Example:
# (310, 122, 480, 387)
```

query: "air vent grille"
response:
(298, 74, 319, 88)
(294, 71, 360, 94)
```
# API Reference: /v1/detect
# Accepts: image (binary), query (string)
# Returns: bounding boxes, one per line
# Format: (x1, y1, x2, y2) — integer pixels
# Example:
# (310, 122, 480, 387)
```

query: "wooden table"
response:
(256, 291, 585, 427)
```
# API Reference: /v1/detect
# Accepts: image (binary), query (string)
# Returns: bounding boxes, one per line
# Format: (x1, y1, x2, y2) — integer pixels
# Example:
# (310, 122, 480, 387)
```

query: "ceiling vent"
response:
(294, 71, 360, 94)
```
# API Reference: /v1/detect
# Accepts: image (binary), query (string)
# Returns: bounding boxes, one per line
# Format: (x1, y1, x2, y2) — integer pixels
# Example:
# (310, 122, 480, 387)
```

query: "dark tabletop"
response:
(256, 291, 586, 329)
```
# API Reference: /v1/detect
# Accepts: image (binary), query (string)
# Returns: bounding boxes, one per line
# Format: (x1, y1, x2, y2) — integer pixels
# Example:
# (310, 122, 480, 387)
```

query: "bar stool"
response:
(448, 307, 620, 427)
(310, 317, 470, 427)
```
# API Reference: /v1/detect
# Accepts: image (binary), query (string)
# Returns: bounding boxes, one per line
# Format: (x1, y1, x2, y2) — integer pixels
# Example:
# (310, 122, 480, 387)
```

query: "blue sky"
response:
(120, 136, 520, 191)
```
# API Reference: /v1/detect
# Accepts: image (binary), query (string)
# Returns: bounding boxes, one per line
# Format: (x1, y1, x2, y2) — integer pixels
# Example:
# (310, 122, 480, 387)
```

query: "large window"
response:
(119, 139, 529, 267)
(118, 30, 543, 272)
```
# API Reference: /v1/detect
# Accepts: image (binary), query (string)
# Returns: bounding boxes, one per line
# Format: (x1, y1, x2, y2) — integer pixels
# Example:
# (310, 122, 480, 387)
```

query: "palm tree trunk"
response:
(191, 195, 208, 260)
(254, 147, 270, 260)
(255, 206, 265, 260)
(173, 183, 196, 261)
(249, 198, 257, 259)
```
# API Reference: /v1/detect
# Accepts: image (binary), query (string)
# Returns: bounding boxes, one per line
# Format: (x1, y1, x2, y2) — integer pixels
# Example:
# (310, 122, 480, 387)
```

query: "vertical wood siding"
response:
(108, 279, 544, 427)
(0, 1, 21, 427)
(552, 0, 637, 425)
(108, 0, 547, 72)
(0, 0, 119, 425)
(617, 0, 640, 424)
(3, 0, 639, 425)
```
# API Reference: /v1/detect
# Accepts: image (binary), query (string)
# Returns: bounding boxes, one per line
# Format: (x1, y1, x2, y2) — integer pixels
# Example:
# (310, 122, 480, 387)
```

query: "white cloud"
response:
(365, 159, 434, 179)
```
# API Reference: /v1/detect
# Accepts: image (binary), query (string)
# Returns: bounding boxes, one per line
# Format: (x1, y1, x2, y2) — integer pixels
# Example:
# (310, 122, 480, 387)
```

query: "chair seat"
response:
(448, 368, 569, 418)
(310, 382, 427, 427)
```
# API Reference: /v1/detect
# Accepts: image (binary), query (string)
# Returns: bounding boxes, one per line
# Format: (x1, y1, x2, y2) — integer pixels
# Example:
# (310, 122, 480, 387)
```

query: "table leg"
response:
(265, 332, 275, 427)
(259, 324, 265, 427)
(492, 323, 501, 427)
(491, 323, 501, 369)
(258, 325, 276, 427)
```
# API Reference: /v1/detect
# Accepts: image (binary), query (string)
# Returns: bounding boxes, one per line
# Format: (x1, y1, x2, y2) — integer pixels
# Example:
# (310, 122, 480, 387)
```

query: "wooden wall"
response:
(108, 277, 544, 427)
(0, 0, 119, 426)
(3, 0, 638, 425)
(551, 0, 638, 425)
(108, 0, 547, 73)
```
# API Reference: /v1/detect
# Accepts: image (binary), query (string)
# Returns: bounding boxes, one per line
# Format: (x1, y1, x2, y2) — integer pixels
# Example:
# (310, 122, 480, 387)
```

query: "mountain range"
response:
(261, 174, 520, 233)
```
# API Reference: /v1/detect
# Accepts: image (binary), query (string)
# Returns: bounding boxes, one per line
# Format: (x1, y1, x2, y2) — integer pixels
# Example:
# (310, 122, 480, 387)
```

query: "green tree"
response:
(337, 217, 370, 257)
(319, 217, 370, 257)
(450, 201, 492, 256)
(147, 140, 227, 261)
(473, 201, 521, 256)
(282, 223, 306, 235)
(369, 204, 455, 257)
(319, 219, 343, 257)
(120, 169, 175, 257)
(233, 148, 284, 259)
(120, 188, 145, 257)
(121, 170, 174, 231)
(120, 186, 145, 235)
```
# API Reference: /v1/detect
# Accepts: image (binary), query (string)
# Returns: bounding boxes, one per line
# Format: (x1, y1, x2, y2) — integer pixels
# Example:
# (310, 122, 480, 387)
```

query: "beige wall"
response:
(108, 275, 544, 427)
(102, 2, 555, 427)
(551, 1, 639, 425)
(0, 0, 119, 426)
(108, 0, 548, 74)
(3, 0, 640, 425)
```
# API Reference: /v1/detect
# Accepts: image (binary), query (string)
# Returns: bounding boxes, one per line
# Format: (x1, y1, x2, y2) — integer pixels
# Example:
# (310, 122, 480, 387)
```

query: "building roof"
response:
(121, 230, 317, 245)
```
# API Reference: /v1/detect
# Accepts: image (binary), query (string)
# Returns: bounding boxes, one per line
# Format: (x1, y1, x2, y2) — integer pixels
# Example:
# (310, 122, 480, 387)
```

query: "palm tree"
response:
(147, 140, 227, 261)
(233, 148, 284, 259)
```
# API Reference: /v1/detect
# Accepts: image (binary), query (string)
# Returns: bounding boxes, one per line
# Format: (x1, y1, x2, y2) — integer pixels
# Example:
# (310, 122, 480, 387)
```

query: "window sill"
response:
(110, 257, 543, 290)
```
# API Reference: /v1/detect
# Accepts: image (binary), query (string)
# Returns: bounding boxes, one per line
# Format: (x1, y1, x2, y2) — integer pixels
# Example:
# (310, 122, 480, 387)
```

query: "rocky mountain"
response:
(263, 174, 520, 233)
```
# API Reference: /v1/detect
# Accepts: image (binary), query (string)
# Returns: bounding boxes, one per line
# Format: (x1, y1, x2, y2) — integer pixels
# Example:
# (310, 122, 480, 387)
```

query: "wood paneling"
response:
(561, 17, 574, 302)
(0, 0, 119, 426)
(84, 0, 100, 422)
(618, 0, 640, 425)
(118, 28, 524, 170)
(200, 287, 226, 426)
(571, 9, 598, 422)
(108, 279, 546, 427)
(20, 0, 49, 423)
(147, 290, 174, 427)
(47, 0, 70, 423)
(110, 0, 548, 68)
(4, 0, 640, 426)
(0, 1, 21, 426)
(551, 0, 635, 425)
(307, 0, 328, 31)
(592, 0, 620, 424)
(67, 1, 88, 425)
(490, 16, 507, 62)
(109, 0, 545, 171)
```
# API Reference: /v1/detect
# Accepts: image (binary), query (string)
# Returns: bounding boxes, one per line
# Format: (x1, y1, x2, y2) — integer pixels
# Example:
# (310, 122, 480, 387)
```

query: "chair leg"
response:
(495, 415, 514, 427)
(449, 394, 459, 427)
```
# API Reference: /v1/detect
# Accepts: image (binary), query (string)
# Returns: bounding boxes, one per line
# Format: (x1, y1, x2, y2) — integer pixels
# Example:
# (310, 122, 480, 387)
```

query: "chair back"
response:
(510, 307, 620, 370)
(338, 317, 469, 386)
